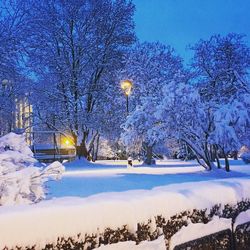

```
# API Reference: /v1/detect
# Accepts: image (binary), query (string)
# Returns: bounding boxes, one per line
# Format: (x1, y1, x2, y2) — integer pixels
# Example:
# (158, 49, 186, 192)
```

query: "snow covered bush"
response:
(0, 132, 64, 205)
(98, 138, 116, 160)
(241, 152, 250, 163)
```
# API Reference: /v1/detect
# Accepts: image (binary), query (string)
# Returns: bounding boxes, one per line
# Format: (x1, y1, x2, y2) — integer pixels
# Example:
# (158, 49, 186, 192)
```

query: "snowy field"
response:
(47, 159, 250, 198)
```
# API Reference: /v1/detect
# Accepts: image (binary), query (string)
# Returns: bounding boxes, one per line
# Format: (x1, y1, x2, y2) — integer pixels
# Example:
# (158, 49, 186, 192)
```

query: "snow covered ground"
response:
(1, 159, 250, 249)
(47, 159, 250, 198)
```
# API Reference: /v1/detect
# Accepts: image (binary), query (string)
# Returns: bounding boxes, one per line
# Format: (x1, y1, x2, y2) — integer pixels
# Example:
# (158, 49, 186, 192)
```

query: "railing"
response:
(32, 146, 76, 163)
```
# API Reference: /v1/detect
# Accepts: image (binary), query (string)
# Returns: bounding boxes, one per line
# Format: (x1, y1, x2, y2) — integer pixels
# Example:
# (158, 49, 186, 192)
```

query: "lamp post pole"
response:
(121, 80, 133, 165)
(126, 94, 129, 115)
(121, 80, 133, 116)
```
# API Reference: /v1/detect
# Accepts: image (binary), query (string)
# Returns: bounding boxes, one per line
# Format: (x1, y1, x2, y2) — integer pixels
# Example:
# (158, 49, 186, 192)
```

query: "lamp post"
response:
(121, 80, 133, 115)
(121, 80, 133, 166)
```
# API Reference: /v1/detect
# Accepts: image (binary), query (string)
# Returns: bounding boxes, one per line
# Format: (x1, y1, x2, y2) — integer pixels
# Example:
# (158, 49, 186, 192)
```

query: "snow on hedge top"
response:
(169, 217, 232, 250)
(234, 209, 250, 228)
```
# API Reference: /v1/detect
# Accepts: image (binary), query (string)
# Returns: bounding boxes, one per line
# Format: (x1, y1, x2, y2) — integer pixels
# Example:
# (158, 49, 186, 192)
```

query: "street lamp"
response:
(121, 80, 133, 115)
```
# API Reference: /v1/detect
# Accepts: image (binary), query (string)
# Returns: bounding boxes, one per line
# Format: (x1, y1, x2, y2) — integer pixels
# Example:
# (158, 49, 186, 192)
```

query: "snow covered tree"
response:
(97, 137, 116, 160)
(122, 96, 165, 164)
(190, 33, 250, 170)
(0, 132, 64, 205)
(154, 34, 250, 171)
(209, 96, 250, 170)
(24, 0, 135, 160)
(0, 0, 31, 135)
(155, 81, 217, 170)
(190, 33, 250, 103)
(121, 42, 185, 164)
(120, 42, 184, 107)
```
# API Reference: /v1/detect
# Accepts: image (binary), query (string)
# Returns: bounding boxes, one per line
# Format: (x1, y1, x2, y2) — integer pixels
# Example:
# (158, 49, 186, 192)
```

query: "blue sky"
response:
(133, 0, 250, 61)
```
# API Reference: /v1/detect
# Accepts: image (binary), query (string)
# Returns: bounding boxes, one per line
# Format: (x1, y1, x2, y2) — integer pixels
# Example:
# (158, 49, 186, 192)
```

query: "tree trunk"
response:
(183, 139, 212, 170)
(215, 152, 221, 169)
(232, 151, 238, 160)
(144, 145, 153, 165)
(214, 145, 221, 169)
(223, 150, 230, 172)
(74, 131, 100, 161)
(92, 134, 100, 162)
(74, 132, 91, 160)
(204, 142, 213, 170)
(76, 141, 91, 160)
(210, 144, 216, 162)
(195, 155, 208, 169)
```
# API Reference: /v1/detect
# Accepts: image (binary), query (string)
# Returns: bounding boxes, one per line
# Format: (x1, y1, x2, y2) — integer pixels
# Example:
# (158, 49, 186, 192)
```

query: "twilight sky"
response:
(133, 0, 250, 61)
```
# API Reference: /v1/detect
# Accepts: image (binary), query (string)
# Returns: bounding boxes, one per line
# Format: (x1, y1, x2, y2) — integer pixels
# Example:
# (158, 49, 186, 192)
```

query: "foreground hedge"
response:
(2, 200, 250, 250)
(173, 229, 232, 250)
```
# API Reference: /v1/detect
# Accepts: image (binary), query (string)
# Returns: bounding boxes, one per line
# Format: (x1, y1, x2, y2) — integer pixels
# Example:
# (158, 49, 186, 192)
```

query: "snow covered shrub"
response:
(136, 219, 159, 243)
(155, 210, 208, 249)
(101, 225, 136, 245)
(43, 234, 97, 250)
(241, 152, 250, 163)
(0, 133, 64, 205)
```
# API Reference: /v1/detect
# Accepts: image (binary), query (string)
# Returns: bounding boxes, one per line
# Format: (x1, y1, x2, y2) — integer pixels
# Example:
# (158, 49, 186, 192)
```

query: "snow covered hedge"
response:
(1, 200, 250, 250)
(1, 178, 250, 249)
(0, 133, 64, 205)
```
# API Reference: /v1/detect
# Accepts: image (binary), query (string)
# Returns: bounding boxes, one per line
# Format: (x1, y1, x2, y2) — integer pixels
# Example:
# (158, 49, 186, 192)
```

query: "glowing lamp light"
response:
(121, 80, 133, 96)
(63, 139, 71, 147)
